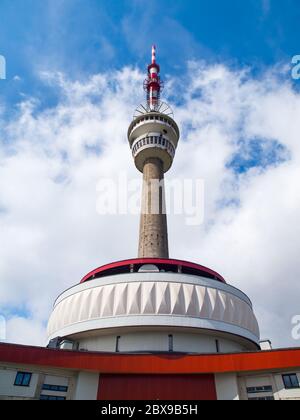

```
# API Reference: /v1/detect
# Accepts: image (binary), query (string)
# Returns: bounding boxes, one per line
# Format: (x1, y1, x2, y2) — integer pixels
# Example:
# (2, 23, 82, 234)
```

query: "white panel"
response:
(74, 372, 99, 401)
(141, 282, 156, 314)
(44, 375, 69, 387)
(127, 283, 141, 314)
(156, 282, 170, 314)
(114, 283, 128, 316)
(215, 373, 240, 401)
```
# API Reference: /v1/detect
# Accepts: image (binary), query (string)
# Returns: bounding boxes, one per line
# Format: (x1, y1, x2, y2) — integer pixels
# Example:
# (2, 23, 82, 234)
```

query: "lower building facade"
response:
(1, 343, 300, 400)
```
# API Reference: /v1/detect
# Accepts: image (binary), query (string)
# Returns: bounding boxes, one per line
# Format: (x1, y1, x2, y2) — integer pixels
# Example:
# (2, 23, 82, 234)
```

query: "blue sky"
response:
(0, 1, 300, 347)
(0, 0, 299, 107)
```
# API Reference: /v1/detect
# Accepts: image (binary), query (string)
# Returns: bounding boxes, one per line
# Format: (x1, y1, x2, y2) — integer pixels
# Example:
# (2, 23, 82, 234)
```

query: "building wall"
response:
(1, 360, 300, 400)
(78, 331, 247, 353)
(0, 364, 75, 400)
(274, 372, 300, 400)
(0, 367, 39, 399)
(238, 371, 300, 400)
(74, 372, 99, 400)
(215, 373, 240, 400)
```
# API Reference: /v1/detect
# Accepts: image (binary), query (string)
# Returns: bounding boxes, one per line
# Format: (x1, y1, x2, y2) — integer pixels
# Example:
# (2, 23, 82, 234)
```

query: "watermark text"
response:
(0, 55, 6, 80)
(292, 55, 300, 80)
(292, 315, 300, 340)
(96, 173, 205, 226)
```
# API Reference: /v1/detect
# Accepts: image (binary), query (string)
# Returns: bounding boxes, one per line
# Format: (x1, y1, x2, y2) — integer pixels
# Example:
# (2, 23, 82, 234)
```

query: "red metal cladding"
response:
(1, 343, 300, 375)
(80, 258, 226, 284)
(98, 374, 217, 401)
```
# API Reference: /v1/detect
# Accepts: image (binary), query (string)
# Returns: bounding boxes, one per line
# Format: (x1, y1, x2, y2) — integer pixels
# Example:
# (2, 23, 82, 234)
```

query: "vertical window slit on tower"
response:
(168, 335, 174, 352)
(116, 336, 121, 353)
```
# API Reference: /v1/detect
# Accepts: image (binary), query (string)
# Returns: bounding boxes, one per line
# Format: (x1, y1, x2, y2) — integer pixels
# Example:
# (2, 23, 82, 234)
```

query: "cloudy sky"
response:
(0, 0, 300, 348)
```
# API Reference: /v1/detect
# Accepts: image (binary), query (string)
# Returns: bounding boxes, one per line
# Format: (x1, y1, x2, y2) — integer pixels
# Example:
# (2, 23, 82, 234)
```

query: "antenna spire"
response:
(144, 45, 163, 111)
(152, 45, 156, 64)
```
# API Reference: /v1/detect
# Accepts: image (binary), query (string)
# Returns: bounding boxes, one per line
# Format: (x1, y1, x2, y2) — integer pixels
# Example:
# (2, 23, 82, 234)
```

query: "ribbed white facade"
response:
(47, 272, 259, 351)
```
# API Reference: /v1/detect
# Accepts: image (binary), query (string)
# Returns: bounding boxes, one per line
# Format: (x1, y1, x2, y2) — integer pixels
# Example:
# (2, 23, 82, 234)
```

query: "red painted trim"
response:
(80, 258, 226, 284)
(1, 343, 300, 374)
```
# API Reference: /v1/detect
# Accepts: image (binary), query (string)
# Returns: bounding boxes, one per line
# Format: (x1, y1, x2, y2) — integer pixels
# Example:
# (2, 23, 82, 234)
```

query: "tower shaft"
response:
(138, 157, 169, 258)
(128, 46, 180, 258)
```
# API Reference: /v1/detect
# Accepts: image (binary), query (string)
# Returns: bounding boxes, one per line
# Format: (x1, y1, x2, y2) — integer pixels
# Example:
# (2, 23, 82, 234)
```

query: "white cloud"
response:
(0, 62, 300, 349)
(5, 317, 47, 347)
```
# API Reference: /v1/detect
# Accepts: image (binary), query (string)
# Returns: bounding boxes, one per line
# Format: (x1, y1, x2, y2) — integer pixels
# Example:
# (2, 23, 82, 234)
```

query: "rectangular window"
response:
(247, 386, 273, 394)
(40, 395, 66, 401)
(14, 372, 32, 387)
(248, 396, 274, 401)
(282, 374, 300, 389)
(42, 384, 68, 393)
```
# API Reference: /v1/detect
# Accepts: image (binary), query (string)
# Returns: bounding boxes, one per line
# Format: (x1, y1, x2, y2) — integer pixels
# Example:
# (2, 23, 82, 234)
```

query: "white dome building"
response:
(47, 258, 259, 353)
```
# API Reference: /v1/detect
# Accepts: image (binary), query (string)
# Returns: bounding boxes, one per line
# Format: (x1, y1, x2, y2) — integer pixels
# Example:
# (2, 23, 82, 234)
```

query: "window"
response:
(40, 395, 66, 401)
(168, 335, 174, 352)
(14, 372, 32, 387)
(282, 374, 300, 389)
(247, 386, 273, 394)
(116, 336, 121, 353)
(248, 396, 274, 401)
(42, 384, 68, 393)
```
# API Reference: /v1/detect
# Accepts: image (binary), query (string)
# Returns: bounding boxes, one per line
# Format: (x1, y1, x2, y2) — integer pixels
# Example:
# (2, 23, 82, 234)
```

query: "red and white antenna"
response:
(144, 45, 163, 111)
(152, 45, 156, 64)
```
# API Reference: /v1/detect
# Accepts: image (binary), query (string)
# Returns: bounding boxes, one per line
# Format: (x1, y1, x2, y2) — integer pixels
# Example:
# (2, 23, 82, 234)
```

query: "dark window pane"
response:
(14, 372, 32, 387)
(291, 375, 299, 388)
(283, 374, 299, 389)
(247, 386, 273, 394)
(23, 373, 32, 386)
(14, 373, 23, 386)
(283, 375, 292, 388)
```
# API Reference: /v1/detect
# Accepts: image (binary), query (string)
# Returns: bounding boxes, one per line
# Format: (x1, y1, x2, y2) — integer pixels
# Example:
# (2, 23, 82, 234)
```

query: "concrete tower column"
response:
(138, 157, 169, 258)
(127, 46, 180, 259)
